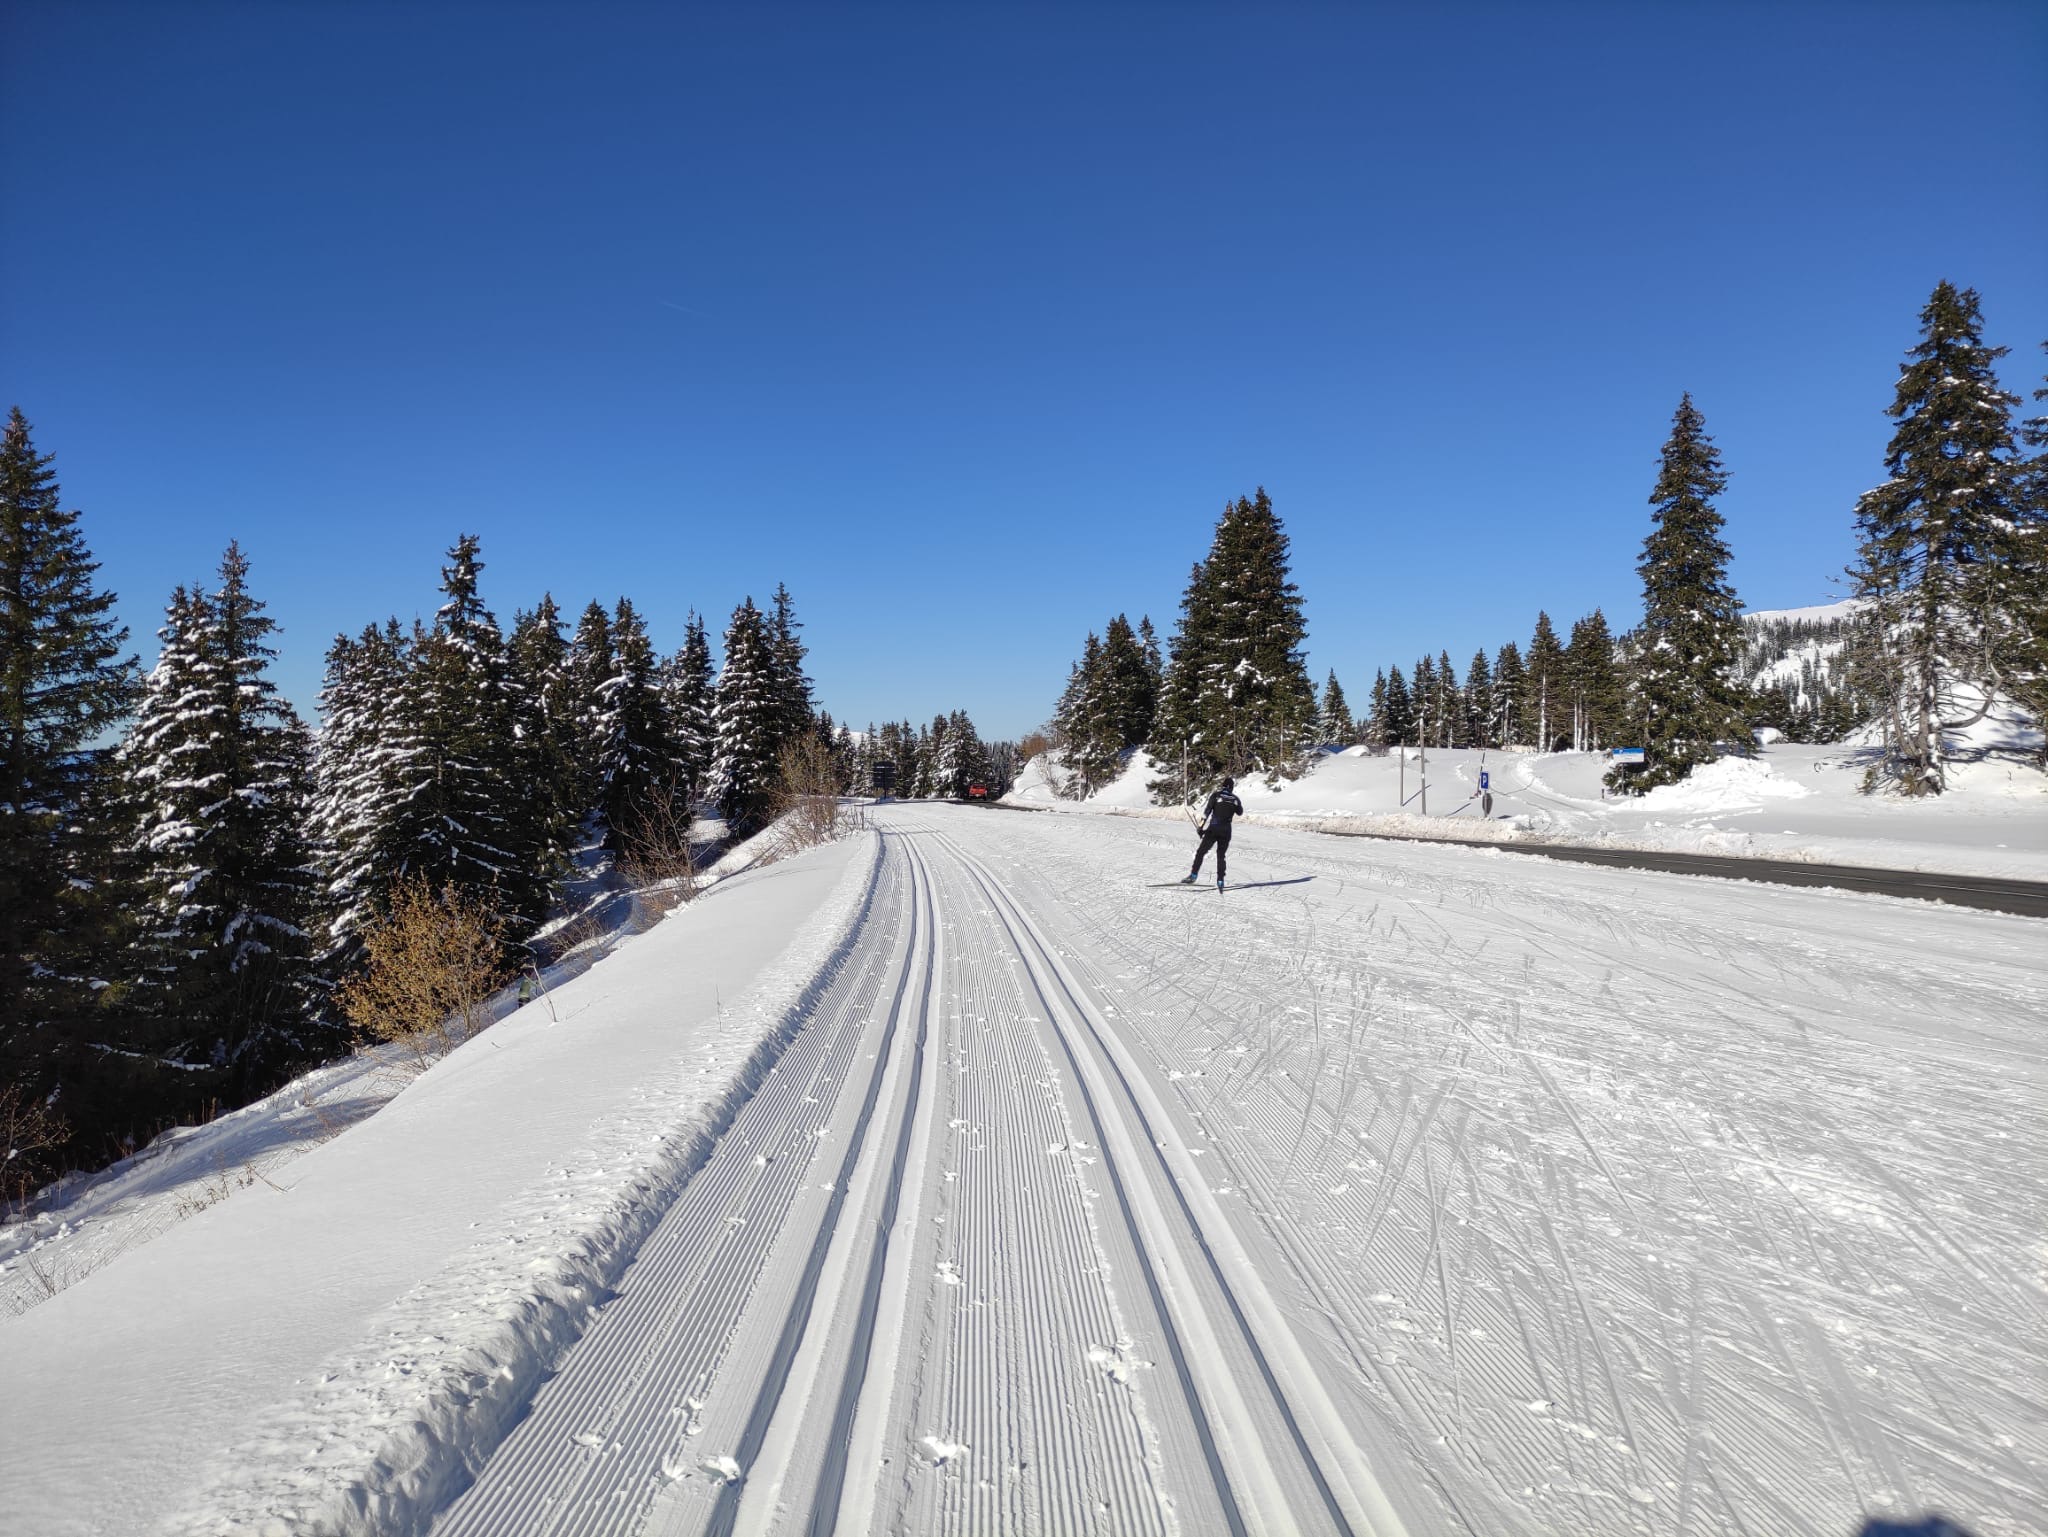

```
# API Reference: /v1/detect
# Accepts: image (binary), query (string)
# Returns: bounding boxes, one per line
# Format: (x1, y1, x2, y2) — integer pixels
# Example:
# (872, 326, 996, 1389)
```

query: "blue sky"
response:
(6, 3, 2045, 740)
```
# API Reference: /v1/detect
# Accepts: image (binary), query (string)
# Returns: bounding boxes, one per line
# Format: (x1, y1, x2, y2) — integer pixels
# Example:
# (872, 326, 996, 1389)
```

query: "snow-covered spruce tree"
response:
(567, 600, 615, 809)
(311, 619, 409, 970)
(506, 595, 581, 877)
(1564, 610, 1621, 752)
(1435, 651, 1460, 748)
(1053, 631, 1120, 793)
(768, 583, 815, 751)
(1381, 664, 1415, 747)
(1364, 669, 1389, 749)
(1411, 655, 1437, 746)
(381, 537, 553, 931)
(593, 598, 681, 853)
(1523, 612, 1565, 751)
(1148, 489, 1316, 802)
(1612, 395, 1749, 792)
(1849, 286, 2032, 792)
(0, 407, 138, 1109)
(121, 544, 323, 1090)
(1463, 650, 1494, 749)
(1097, 614, 1157, 751)
(709, 596, 781, 829)
(1492, 641, 1525, 747)
(661, 609, 716, 804)
(1319, 671, 1353, 745)
(935, 710, 989, 798)
(2012, 341, 2048, 746)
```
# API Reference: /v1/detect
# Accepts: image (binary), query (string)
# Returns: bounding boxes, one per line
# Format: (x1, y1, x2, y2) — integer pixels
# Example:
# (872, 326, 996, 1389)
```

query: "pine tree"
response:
(1435, 651, 1460, 748)
(1850, 285, 2032, 792)
(507, 595, 580, 875)
(1319, 671, 1353, 744)
(1147, 489, 1316, 801)
(0, 408, 138, 1113)
(594, 598, 679, 852)
(1524, 612, 1565, 751)
(382, 537, 550, 927)
(1381, 664, 1415, 747)
(661, 610, 717, 804)
(1097, 614, 1156, 750)
(567, 600, 616, 806)
(1412, 656, 1437, 746)
(311, 619, 409, 968)
(710, 597, 780, 829)
(768, 583, 815, 750)
(2012, 342, 2048, 746)
(1054, 631, 1121, 793)
(121, 544, 322, 1090)
(1564, 610, 1620, 752)
(1618, 395, 1748, 792)
(1492, 642, 1525, 747)
(1463, 650, 1494, 750)
(1365, 669, 1389, 749)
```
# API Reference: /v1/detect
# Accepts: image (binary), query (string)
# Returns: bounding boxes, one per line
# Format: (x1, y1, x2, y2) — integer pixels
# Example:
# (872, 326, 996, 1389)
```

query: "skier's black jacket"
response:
(1201, 787, 1245, 834)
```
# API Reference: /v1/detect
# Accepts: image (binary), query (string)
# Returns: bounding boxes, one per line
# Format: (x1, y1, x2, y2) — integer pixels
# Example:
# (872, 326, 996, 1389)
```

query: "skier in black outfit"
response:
(1181, 777, 1245, 888)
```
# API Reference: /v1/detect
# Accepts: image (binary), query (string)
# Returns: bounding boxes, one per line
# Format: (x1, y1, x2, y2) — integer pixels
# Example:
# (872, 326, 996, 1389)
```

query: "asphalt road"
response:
(1310, 826, 2048, 918)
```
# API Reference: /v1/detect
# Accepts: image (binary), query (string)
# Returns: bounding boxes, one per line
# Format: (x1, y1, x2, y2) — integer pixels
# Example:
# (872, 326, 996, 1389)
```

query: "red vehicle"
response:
(964, 784, 990, 801)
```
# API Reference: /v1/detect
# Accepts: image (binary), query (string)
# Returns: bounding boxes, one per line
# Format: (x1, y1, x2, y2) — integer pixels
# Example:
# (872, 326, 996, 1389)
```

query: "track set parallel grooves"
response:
(428, 805, 2042, 1537)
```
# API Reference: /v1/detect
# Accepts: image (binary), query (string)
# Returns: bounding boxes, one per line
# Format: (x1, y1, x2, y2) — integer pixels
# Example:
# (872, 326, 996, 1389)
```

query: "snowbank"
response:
(0, 832, 880, 1537)
(1004, 734, 2048, 880)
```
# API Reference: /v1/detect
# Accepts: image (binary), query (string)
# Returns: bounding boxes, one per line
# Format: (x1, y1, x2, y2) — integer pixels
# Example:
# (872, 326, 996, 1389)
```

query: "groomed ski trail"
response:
(433, 814, 1411, 1536)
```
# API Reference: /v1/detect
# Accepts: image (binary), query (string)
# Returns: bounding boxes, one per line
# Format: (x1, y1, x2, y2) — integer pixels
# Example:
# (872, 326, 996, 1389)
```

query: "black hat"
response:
(1220, 776, 1235, 790)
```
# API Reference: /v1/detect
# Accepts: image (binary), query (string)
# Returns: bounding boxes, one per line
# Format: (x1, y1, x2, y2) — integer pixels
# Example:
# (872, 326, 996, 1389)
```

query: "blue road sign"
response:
(1479, 770, 1490, 790)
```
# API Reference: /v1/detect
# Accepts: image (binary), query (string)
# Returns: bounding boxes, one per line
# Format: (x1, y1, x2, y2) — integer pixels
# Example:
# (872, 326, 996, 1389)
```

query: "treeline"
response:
(0, 409, 929, 1198)
(1048, 280, 2047, 801)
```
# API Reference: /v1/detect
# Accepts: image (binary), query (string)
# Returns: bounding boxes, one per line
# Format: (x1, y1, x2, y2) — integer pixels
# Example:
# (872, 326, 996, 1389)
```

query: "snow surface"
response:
(5, 805, 2042, 1536)
(0, 834, 875, 1536)
(1007, 734, 2048, 881)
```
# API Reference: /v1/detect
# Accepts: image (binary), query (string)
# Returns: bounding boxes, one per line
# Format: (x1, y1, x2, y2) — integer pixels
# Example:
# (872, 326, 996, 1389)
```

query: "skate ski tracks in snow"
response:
(434, 805, 2045, 1537)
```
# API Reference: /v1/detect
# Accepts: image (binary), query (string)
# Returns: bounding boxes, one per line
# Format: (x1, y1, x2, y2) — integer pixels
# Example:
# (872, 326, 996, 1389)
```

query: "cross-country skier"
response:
(1181, 777, 1245, 888)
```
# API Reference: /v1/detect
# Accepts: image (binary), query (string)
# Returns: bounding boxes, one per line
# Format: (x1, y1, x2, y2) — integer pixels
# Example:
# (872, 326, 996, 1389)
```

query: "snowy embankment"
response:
(0, 830, 878, 1537)
(1006, 717, 2048, 881)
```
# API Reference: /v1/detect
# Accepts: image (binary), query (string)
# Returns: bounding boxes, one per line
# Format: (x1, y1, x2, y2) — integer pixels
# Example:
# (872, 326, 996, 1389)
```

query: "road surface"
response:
(431, 804, 2045, 1537)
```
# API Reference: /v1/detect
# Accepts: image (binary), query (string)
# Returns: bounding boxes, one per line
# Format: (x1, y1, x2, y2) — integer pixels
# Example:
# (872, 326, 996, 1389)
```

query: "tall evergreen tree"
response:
(661, 610, 717, 804)
(1849, 284, 2032, 792)
(1564, 610, 1621, 752)
(2012, 342, 2048, 745)
(1147, 489, 1315, 800)
(507, 595, 580, 874)
(1618, 395, 1748, 792)
(1524, 612, 1566, 751)
(1463, 649, 1494, 750)
(710, 597, 780, 828)
(1435, 651, 1460, 747)
(567, 600, 616, 804)
(311, 619, 409, 968)
(1381, 664, 1415, 747)
(121, 544, 322, 1090)
(768, 583, 815, 749)
(1319, 671, 1354, 744)
(1365, 669, 1389, 749)
(594, 598, 680, 852)
(1492, 642, 1526, 747)
(1097, 613, 1157, 750)
(0, 407, 137, 1114)
(381, 537, 551, 926)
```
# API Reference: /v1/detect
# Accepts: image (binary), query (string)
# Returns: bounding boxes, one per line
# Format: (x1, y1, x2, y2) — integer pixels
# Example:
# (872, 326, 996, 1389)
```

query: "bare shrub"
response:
(616, 780, 700, 911)
(2, 1080, 68, 1216)
(772, 736, 842, 854)
(337, 879, 512, 1062)
(1016, 729, 1052, 763)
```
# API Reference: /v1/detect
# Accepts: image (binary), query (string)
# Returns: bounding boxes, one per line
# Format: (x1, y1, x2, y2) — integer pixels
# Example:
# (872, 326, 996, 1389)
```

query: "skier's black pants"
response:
(1191, 829, 1230, 882)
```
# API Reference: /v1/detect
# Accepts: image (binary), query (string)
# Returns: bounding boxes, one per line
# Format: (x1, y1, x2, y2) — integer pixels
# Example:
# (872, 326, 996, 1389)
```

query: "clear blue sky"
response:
(6, 3, 2045, 740)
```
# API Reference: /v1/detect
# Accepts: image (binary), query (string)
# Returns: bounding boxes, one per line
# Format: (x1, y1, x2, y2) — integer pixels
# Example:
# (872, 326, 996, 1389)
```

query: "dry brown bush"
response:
(338, 878, 512, 1062)
(771, 736, 842, 854)
(616, 780, 700, 910)
(1, 1080, 68, 1215)
(1016, 729, 1052, 763)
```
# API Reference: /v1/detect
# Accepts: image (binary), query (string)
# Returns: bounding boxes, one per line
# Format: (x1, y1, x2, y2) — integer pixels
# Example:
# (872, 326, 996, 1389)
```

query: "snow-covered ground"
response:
(7, 805, 2039, 1535)
(1007, 725, 2048, 881)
